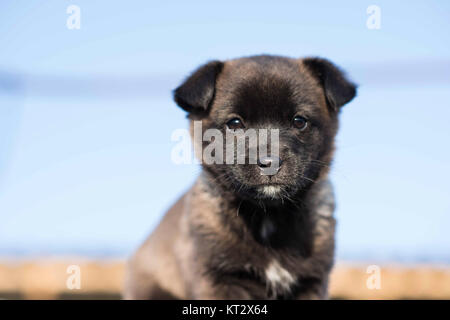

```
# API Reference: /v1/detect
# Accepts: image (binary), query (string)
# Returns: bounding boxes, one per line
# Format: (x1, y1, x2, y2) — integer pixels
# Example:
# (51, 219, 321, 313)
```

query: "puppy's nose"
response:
(257, 156, 282, 169)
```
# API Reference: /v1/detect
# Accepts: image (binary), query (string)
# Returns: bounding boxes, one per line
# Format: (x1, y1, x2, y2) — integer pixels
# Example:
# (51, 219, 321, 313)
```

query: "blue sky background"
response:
(0, 1, 449, 262)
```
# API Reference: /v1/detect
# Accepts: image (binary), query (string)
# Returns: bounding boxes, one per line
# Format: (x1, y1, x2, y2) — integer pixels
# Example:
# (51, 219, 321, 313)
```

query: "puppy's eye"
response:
(293, 116, 308, 130)
(226, 118, 245, 130)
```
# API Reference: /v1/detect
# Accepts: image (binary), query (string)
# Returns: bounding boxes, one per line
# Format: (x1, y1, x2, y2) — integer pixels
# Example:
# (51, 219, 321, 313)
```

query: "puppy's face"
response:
(174, 55, 356, 201)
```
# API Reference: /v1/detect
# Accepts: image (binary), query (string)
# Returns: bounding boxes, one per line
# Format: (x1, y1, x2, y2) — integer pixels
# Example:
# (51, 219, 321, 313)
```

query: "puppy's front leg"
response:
(190, 276, 252, 300)
(294, 278, 329, 300)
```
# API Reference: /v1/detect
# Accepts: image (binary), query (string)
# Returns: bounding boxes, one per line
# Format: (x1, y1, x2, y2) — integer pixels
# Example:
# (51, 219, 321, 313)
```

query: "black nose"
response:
(257, 156, 282, 169)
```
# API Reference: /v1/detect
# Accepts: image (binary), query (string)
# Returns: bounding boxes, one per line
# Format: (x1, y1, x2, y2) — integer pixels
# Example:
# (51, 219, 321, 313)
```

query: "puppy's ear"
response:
(303, 57, 357, 111)
(173, 60, 224, 116)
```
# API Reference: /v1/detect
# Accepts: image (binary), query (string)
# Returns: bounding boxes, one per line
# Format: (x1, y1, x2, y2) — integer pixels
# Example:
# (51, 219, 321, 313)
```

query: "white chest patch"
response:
(264, 260, 296, 295)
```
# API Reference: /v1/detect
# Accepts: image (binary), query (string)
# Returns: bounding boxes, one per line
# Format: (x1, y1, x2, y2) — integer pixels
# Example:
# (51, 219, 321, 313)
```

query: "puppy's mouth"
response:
(259, 184, 283, 199)
(221, 168, 304, 201)
(248, 182, 296, 200)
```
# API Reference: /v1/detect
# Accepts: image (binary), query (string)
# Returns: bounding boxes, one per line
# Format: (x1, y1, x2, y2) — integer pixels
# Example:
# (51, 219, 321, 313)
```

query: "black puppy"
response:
(124, 55, 356, 299)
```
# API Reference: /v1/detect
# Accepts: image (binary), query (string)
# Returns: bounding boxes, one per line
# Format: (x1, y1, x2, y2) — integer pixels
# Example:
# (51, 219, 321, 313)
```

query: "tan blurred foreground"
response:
(0, 259, 449, 299)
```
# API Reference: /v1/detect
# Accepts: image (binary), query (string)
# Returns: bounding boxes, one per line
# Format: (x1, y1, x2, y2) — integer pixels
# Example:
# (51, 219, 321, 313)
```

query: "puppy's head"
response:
(174, 55, 356, 202)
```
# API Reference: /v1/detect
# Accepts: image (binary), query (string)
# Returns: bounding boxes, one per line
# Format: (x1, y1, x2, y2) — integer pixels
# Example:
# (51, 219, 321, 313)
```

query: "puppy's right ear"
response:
(303, 57, 357, 112)
(173, 61, 224, 117)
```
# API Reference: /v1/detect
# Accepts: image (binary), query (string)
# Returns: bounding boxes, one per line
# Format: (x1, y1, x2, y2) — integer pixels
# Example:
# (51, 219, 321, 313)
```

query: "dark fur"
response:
(124, 55, 356, 300)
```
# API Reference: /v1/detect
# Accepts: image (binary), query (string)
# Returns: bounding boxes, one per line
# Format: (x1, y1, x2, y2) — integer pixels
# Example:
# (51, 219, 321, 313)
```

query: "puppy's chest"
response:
(262, 259, 298, 298)
(234, 210, 312, 297)
(238, 204, 313, 252)
(205, 200, 317, 297)
(231, 254, 300, 299)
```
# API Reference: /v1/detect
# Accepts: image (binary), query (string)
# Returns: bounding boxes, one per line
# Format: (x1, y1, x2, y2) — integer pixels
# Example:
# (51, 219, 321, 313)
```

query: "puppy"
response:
(124, 55, 356, 299)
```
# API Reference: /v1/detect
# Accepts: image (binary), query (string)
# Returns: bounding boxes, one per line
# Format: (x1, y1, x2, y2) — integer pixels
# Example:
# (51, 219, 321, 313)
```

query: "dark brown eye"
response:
(293, 115, 308, 130)
(226, 118, 245, 130)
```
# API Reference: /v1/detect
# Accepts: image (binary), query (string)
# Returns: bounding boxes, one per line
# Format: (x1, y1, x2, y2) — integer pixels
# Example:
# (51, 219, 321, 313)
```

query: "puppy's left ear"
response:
(173, 60, 224, 117)
(303, 57, 357, 111)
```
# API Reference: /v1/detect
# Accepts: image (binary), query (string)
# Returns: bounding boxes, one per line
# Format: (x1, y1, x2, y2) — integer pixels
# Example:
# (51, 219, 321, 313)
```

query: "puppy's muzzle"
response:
(258, 156, 282, 176)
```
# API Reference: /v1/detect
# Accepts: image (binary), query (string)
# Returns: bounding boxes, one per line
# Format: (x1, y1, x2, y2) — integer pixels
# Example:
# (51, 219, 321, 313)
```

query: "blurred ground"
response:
(0, 259, 449, 299)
